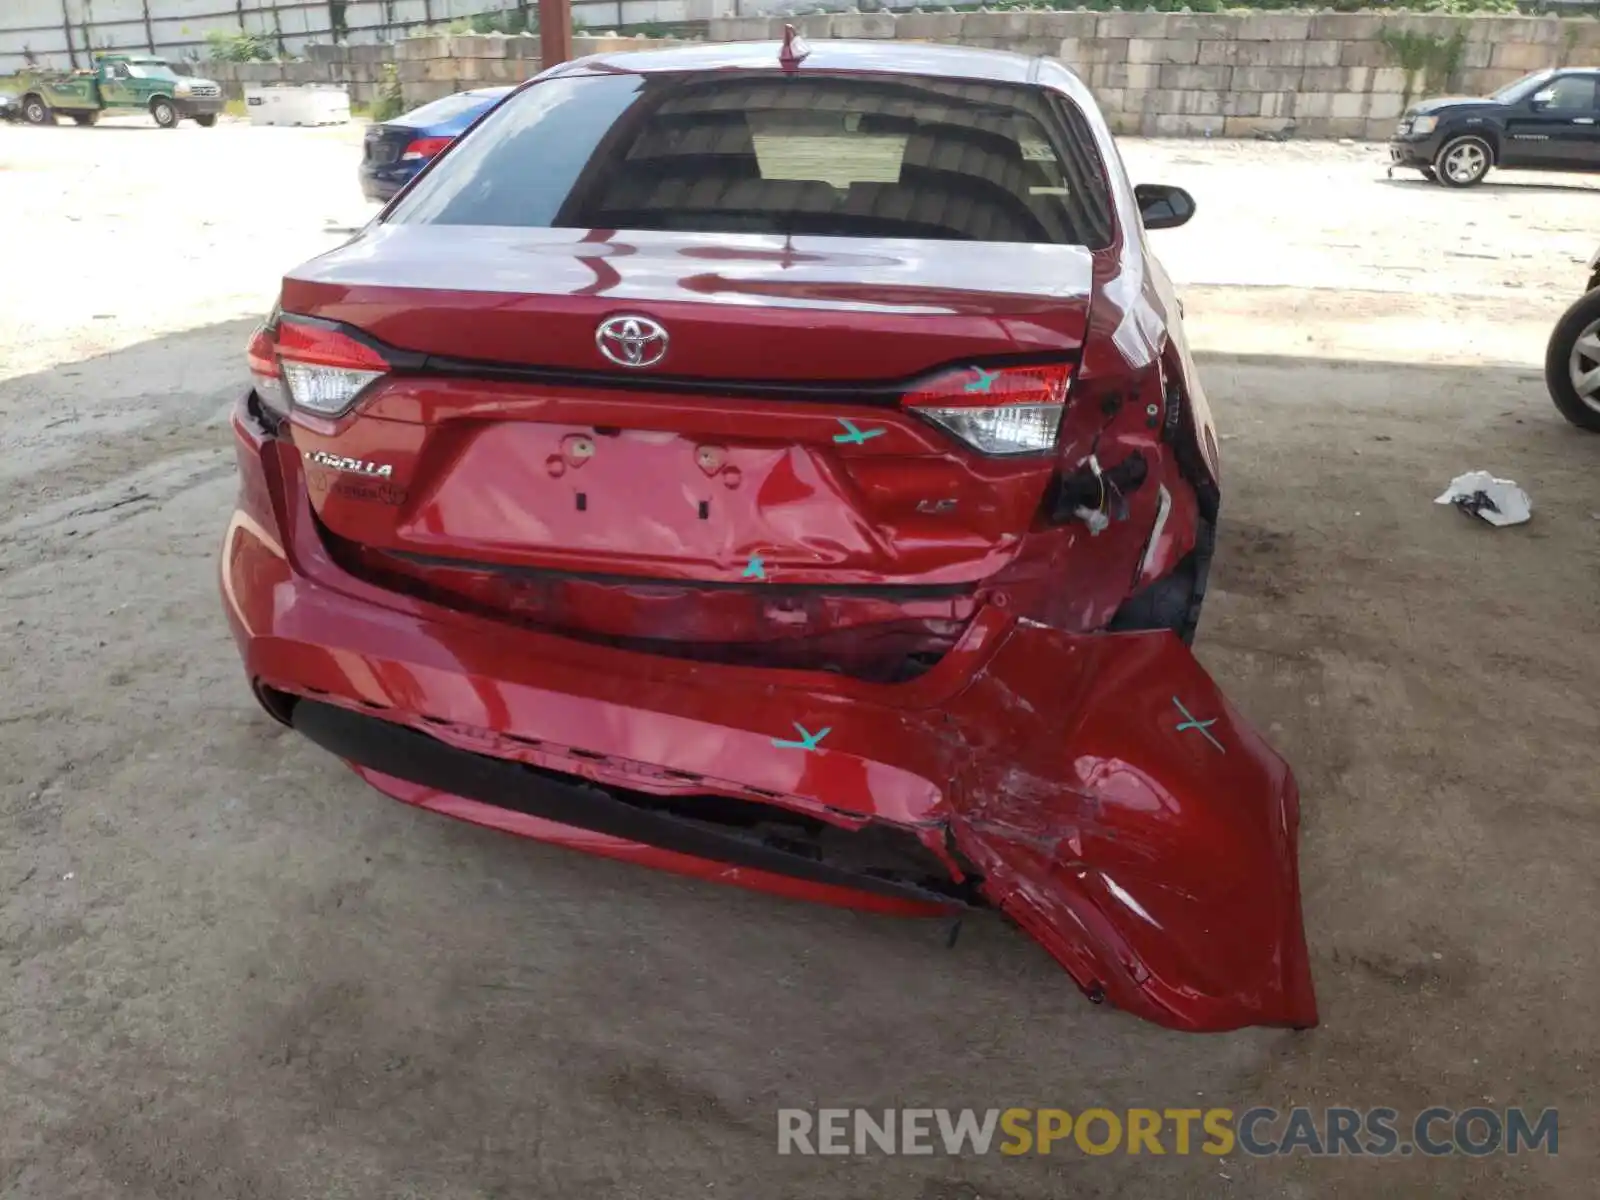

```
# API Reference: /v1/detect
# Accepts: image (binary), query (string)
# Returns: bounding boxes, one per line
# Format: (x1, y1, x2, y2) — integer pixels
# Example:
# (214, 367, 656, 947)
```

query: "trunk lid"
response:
(284, 225, 1092, 379)
(280, 226, 1094, 672)
(363, 124, 414, 166)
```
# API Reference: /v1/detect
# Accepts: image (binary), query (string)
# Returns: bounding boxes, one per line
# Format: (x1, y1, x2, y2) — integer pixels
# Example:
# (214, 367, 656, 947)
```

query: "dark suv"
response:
(1389, 68, 1600, 187)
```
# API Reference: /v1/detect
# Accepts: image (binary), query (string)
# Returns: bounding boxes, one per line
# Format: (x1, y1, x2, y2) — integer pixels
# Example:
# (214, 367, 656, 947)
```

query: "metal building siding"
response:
(0, 0, 519, 73)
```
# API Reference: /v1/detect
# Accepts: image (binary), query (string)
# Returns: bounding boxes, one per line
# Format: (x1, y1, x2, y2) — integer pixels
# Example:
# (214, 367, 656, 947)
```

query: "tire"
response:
(151, 98, 177, 129)
(70, 111, 97, 127)
(21, 94, 53, 125)
(1434, 135, 1492, 187)
(1543, 288, 1600, 431)
(193, 113, 217, 127)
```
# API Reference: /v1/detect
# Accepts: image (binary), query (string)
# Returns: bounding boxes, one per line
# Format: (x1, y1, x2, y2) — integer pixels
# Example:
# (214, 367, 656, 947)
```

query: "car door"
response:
(1505, 72, 1600, 169)
(97, 62, 134, 108)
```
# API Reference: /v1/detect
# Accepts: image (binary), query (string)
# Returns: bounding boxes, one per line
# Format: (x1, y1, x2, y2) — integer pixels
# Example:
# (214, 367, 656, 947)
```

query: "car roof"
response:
(547, 38, 1073, 89)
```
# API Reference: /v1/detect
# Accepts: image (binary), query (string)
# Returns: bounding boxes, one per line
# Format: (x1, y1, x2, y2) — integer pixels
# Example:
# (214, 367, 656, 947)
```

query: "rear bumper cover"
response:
(358, 162, 416, 203)
(221, 396, 1317, 1032)
(288, 694, 973, 909)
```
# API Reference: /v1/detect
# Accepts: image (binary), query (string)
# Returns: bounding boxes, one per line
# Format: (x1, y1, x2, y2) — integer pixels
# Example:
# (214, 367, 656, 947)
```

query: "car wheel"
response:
(1434, 136, 1491, 187)
(1544, 289, 1600, 431)
(70, 111, 97, 126)
(21, 95, 52, 125)
(151, 98, 178, 129)
(194, 113, 217, 127)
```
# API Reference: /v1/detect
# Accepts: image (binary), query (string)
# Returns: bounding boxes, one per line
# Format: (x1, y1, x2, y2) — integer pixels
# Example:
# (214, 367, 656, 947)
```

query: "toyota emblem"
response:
(596, 315, 669, 369)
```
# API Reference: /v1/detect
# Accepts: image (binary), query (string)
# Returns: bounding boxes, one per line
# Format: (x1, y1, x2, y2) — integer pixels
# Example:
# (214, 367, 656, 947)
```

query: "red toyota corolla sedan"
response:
(221, 36, 1317, 1032)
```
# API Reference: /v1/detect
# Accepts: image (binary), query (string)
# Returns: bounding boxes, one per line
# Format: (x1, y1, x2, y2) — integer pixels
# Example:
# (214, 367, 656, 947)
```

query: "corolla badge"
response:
(305, 449, 392, 478)
(596, 315, 669, 368)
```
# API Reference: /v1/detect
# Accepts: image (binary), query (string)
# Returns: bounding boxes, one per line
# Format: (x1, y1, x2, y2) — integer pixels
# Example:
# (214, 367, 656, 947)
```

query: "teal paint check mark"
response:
(964, 367, 1001, 394)
(1172, 696, 1225, 754)
(742, 555, 766, 580)
(833, 418, 886, 444)
(771, 723, 831, 752)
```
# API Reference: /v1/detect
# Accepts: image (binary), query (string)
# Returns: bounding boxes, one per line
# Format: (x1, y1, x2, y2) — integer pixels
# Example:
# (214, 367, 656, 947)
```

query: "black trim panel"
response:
(411, 347, 1081, 406)
(289, 696, 970, 906)
(278, 311, 1078, 404)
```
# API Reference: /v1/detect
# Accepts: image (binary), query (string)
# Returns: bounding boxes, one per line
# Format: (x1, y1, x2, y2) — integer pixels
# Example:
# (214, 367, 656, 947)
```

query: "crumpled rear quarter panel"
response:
(944, 625, 1317, 1032)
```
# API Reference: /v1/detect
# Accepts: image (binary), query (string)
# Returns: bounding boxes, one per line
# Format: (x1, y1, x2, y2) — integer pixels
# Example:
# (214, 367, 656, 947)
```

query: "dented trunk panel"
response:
(297, 383, 1062, 586)
(280, 226, 1099, 652)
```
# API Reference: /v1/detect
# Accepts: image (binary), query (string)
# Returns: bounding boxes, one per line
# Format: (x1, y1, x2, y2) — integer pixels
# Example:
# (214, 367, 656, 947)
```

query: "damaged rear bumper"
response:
(221, 398, 1317, 1032)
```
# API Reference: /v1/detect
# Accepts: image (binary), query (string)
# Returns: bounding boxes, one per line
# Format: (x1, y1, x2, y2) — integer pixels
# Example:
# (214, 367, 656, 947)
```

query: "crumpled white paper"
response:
(1434, 471, 1532, 527)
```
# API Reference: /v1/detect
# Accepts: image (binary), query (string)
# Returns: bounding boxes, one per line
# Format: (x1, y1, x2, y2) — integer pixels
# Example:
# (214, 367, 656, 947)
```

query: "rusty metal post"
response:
(539, 0, 572, 69)
(61, 0, 78, 68)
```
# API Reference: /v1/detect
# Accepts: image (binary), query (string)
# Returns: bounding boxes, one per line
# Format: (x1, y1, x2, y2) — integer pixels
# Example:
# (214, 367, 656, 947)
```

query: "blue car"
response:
(359, 87, 513, 203)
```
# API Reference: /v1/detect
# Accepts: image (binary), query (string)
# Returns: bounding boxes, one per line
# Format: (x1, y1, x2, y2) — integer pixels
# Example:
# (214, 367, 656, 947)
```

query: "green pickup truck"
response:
(19, 54, 224, 128)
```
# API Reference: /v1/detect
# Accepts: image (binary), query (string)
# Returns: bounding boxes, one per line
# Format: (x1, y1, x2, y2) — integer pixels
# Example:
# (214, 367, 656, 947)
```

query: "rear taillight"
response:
(246, 323, 287, 415)
(902, 363, 1071, 456)
(400, 136, 452, 162)
(249, 319, 388, 417)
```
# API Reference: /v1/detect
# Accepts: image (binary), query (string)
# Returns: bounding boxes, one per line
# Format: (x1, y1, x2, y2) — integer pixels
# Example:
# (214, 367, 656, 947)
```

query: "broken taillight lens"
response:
(273, 319, 389, 416)
(902, 363, 1071, 456)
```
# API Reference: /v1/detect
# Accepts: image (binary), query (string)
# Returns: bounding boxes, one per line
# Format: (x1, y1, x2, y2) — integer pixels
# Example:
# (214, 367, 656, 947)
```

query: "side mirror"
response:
(1135, 183, 1196, 231)
(1531, 89, 1555, 108)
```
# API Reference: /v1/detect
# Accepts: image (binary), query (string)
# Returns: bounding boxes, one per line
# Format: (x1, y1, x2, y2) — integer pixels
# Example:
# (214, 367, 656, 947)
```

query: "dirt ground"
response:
(2, 118, 1597, 1199)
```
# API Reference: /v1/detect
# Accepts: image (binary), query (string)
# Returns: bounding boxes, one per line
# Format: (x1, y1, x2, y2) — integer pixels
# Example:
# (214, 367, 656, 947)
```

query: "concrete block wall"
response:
(712, 11, 1600, 140)
(209, 13, 1600, 138)
(211, 33, 683, 108)
(390, 31, 548, 106)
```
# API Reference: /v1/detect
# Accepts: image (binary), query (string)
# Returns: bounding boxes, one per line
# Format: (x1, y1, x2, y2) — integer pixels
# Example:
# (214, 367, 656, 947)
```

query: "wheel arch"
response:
(1474, 125, 1501, 163)
(1445, 126, 1499, 163)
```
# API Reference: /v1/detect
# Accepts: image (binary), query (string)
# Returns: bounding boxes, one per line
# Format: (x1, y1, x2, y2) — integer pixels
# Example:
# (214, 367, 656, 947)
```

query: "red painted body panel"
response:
(301, 379, 1061, 584)
(222, 405, 1316, 1031)
(282, 228, 1095, 379)
(219, 41, 1313, 1031)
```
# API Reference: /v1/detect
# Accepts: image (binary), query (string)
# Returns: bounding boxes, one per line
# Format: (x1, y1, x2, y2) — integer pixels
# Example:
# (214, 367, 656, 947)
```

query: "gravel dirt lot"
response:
(2, 119, 1597, 1199)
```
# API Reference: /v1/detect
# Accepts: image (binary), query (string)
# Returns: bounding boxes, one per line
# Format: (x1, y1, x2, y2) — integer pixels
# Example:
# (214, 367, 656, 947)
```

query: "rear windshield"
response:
(401, 89, 507, 126)
(388, 72, 1114, 247)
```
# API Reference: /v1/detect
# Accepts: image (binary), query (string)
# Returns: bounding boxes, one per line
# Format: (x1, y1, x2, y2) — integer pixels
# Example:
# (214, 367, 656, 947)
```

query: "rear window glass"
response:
(388, 72, 1113, 247)
(401, 90, 505, 126)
